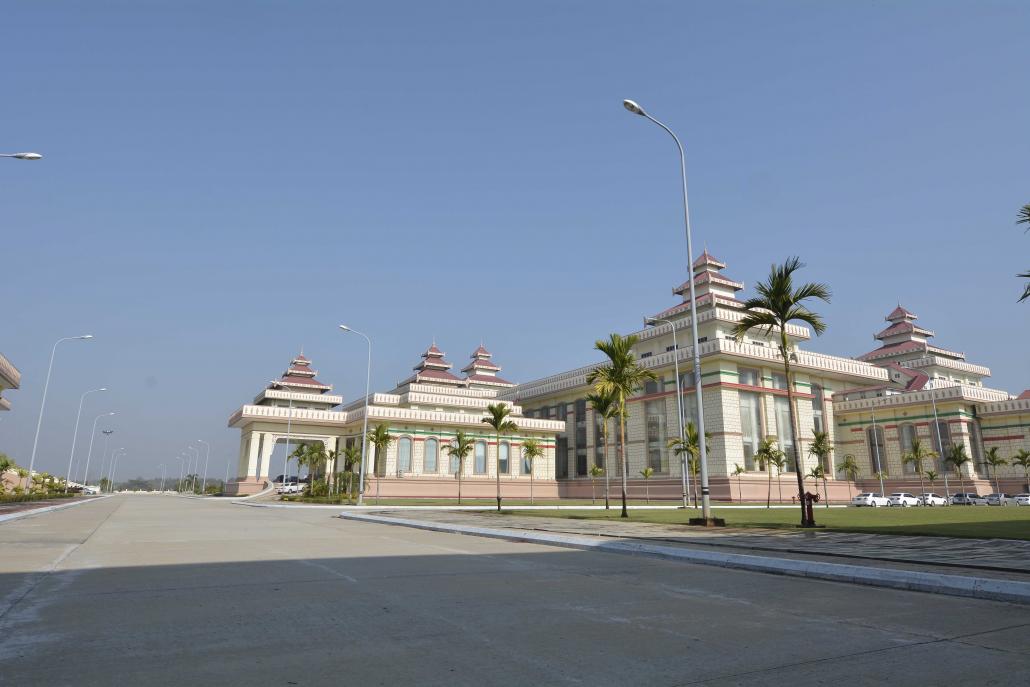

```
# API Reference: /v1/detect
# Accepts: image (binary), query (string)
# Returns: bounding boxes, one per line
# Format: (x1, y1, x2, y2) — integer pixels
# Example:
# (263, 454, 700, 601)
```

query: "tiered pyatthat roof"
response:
(462, 344, 514, 388)
(649, 250, 745, 321)
(270, 353, 332, 393)
(403, 343, 465, 386)
(857, 306, 962, 363)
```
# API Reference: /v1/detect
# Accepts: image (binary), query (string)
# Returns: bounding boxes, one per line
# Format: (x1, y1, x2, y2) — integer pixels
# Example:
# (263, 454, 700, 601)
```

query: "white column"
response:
(258, 433, 276, 479)
(245, 433, 262, 479)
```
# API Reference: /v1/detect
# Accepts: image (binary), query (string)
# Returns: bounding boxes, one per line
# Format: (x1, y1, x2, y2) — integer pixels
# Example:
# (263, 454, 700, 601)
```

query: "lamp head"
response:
(13, 152, 42, 160)
(77, 335, 94, 340)
(644, 317, 659, 326)
(339, 324, 351, 332)
(623, 99, 646, 116)
(98, 387, 107, 392)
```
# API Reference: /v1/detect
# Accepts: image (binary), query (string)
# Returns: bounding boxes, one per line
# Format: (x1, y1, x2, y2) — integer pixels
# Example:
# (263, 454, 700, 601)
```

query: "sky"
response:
(2, 1, 1028, 482)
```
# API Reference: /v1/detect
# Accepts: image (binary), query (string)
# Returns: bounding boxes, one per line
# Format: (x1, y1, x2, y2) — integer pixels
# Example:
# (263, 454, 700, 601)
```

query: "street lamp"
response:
(80, 412, 115, 490)
(65, 387, 106, 492)
(339, 325, 372, 506)
(624, 99, 713, 520)
(644, 317, 689, 508)
(175, 455, 186, 493)
(159, 463, 166, 492)
(197, 439, 211, 495)
(0, 152, 42, 160)
(107, 448, 124, 492)
(27, 334, 94, 485)
(98, 429, 114, 490)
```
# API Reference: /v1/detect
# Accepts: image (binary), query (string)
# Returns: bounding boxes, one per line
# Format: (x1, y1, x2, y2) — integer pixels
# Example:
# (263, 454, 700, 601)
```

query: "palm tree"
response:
(367, 424, 394, 504)
(586, 333, 657, 518)
(668, 421, 710, 507)
(984, 447, 1007, 494)
(639, 466, 654, 503)
(589, 464, 604, 504)
(482, 403, 518, 512)
(731, 463, 745, 502)
(944, 444, 971, 495)
(521, 438, 543, 505)
(732, 256, 831, 527)
(341, 446, 362, 502)
(586, 390, 618, 510)
(1011, 449, 1030, 492)
(837, 454, 859, 501)
(755, 436, 781, 509)
(447, 431, 475, 505)
(807, 465, 829, 508)
(902, 438, 936, 498)
(924, 469, 939, 494)
(1017, 203, 1030, 302)
(767, 446, 787, 505)
(808, 431, 833, 506)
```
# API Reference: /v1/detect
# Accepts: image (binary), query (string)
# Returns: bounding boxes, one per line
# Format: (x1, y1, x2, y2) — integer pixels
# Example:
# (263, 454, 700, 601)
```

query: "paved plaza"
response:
(1, 496, 1028, 686)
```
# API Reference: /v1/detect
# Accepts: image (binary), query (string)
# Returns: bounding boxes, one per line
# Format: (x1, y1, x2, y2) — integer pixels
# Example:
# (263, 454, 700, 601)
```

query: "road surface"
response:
(1, 496, 1026, 685)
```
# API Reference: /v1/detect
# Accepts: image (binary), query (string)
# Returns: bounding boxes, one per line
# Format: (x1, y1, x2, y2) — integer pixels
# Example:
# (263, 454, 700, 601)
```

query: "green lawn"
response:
(511, 506, 1030, 540)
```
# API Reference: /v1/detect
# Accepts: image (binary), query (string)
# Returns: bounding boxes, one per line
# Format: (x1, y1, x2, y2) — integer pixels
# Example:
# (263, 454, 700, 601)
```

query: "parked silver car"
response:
(852, 492, 891, 507)
(985, 493, 1011, 506)
(951, 492, 988, 506)
(888, 492, 920, 507)
(1014, 494, 1030, 506)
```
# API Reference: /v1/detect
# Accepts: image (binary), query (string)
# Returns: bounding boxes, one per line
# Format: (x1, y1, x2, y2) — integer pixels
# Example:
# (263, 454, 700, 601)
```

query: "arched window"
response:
(474, 441, 487, 475)
(397, 437, 412, 473)
(499, 442, 510, 474)
(424, 438, 438, 473)
(448, 442, 460, 474)
(521, 445, 532, 475)
(867, 426, 886, 474)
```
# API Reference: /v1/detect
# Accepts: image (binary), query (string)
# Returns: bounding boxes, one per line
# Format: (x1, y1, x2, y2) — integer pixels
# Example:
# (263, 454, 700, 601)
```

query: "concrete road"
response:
(1, 496, 1027, 686)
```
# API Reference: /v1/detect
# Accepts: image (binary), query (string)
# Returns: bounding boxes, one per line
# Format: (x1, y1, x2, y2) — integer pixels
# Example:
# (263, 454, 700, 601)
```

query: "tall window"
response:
(449, 441, 460, 474)
(645, 398, 667, 472)
(899, 424, 916, 474)
(555, 437, 568, 478)
(935, 421, 953, 472)
(970, 421, 985, 475)
(474, 441, 487, 474)
(397, 437, 412, 473)
(499, 442, 510, 474)
(770, 373, 788, 390)
(738, 367, 760, 387)
(811, 385, 825, 434)
(424, 438, 438, 473)
(867, 426, 887, 474)
(774, 396, 796, 470)
(593, 411, 606, 468)
(739, 391, 761, 471)
(521, 444, 532, 475)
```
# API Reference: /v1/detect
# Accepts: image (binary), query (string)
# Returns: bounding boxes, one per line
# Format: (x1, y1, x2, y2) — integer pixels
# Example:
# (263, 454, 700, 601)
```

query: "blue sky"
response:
(3, 1, 1028, 481)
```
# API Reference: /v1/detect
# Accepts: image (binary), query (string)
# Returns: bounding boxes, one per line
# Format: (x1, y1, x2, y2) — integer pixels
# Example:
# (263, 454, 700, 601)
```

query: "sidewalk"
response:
(339, 509, 1030, 604)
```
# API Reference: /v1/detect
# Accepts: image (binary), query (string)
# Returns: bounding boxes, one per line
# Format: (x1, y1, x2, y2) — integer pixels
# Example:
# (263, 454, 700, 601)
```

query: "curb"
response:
(0, 495, 112, 524)
(232, 502, 848, 511)
(339, 512, 1030, 606)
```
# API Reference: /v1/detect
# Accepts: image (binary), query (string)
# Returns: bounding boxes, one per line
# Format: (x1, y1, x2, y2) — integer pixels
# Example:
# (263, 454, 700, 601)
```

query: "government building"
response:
(227, 251, 1029, 499)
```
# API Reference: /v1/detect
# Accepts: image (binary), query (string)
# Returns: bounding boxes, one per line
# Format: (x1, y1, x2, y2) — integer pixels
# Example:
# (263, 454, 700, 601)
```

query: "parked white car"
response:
(888, 492, 921, 507)
(985, 493, 1010, 506)
(852, 492, 891, 507)
(951, 493, 988, 506)
(1014, 494, 1030, 506)
(918, 493, 948, 507)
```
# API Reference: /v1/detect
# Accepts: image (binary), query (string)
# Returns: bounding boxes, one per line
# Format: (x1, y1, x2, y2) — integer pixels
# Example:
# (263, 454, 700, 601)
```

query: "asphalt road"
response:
(1, 496, 1027, 686)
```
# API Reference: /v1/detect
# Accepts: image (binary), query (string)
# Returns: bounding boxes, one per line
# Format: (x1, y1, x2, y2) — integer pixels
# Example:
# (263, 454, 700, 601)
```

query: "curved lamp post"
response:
(339, 325, 372, 506)
(197, 439, 211, 495)
(623, 99, 713, 520)
(80, 412, 114, 490)
(107, 448, 124, 492)
(65, 387, 106, 492)
(27, 334, 93, 486)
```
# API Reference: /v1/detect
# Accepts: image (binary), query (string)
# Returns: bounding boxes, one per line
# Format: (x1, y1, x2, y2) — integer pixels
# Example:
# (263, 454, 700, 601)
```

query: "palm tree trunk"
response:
(458, 465, 463, 505)
(737, 476, 742, 502)
(767, 468, 772, 509)
(777, 473, 783, 505)
(918, 468, 925, 498)
(781, 342, 810, 526)
(591, 477, 596, 505)
(619, 412, 629, 518)
(822, 476, 829, 508)
(603, 424, 610, 510)
(530, 467, 534, 506)
(644, 480, 649, 504)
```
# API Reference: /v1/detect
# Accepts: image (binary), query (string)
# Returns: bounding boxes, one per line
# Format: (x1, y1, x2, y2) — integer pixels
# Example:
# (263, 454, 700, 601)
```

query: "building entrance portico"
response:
(227, 354, 348, 495)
